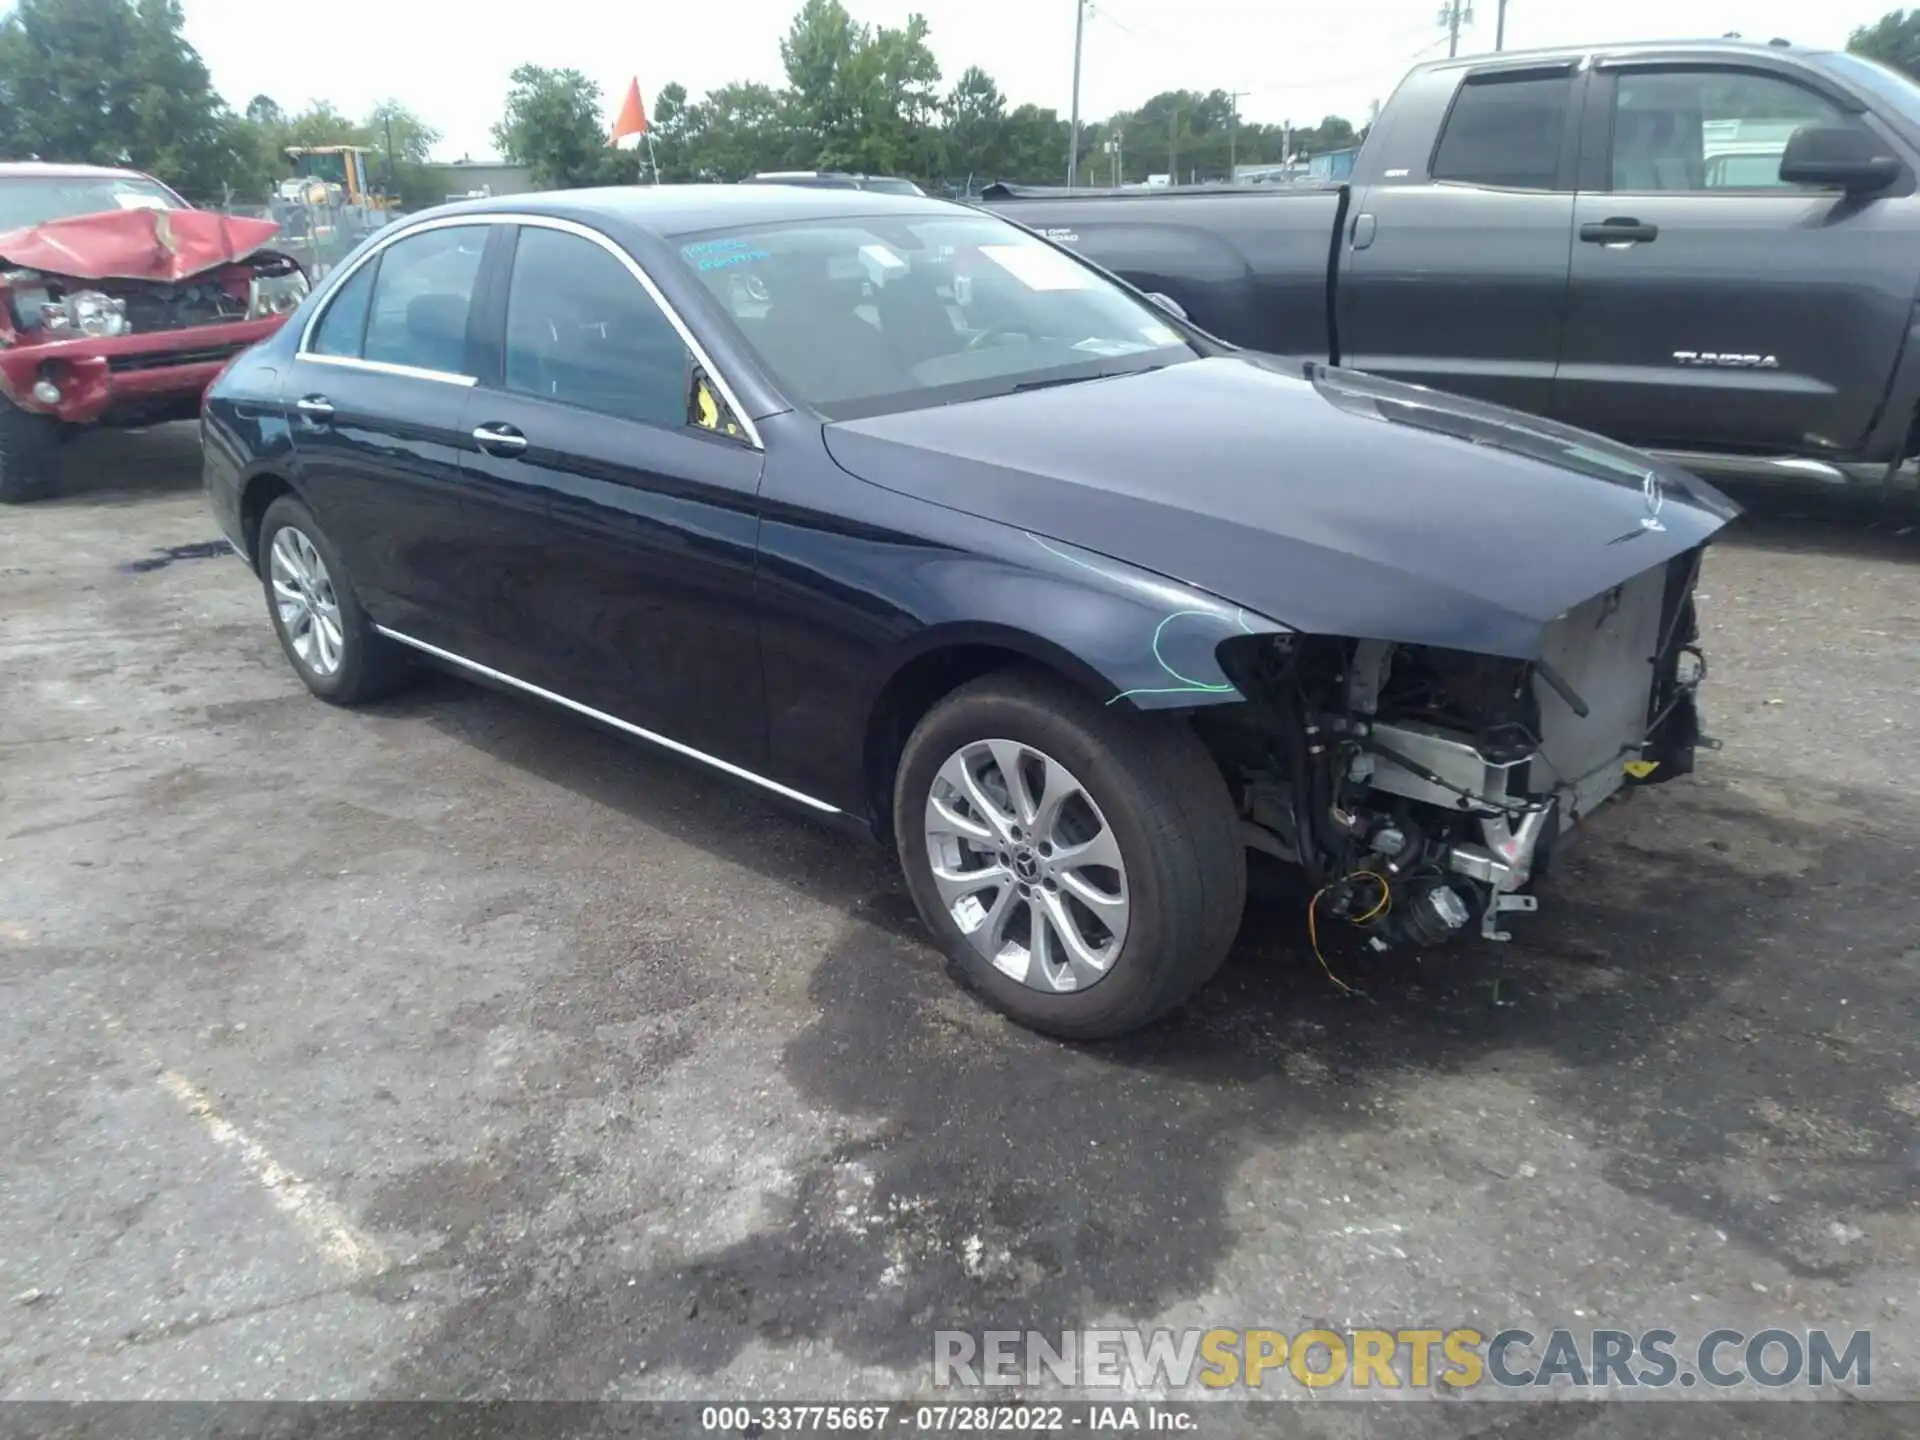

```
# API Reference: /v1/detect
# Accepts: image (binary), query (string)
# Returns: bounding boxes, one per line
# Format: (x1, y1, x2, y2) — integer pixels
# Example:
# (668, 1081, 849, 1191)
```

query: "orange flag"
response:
(610, 78, 649, 144)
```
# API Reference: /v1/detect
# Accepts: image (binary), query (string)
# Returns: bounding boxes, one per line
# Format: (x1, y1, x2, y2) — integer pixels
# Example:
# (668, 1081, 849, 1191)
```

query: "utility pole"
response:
(1440, 0, 1472, 58)
(1169, 99, 1179, 183)
(1227, 90, 1248, 178)
(1495, 0, 1507, 51)
(1067, 0, 1086, 186)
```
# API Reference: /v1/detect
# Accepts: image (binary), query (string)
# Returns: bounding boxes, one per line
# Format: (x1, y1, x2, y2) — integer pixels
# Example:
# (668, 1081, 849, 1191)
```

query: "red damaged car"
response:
(0, 162, 309, 502)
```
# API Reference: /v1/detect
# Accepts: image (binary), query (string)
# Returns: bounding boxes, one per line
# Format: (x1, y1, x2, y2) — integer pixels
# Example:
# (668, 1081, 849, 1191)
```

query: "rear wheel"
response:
(894, 668, 1245, 1040)
(0, 397, 63, 503)
(258, 495, 411, 704)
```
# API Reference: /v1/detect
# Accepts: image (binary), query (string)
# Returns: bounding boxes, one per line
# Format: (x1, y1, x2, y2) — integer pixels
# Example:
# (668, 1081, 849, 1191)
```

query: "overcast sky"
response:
(180, 0, 1892, 162)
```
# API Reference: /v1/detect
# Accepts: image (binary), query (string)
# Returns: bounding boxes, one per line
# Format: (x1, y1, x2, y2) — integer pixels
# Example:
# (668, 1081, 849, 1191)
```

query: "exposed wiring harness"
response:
(1306, 870, 1390, 997)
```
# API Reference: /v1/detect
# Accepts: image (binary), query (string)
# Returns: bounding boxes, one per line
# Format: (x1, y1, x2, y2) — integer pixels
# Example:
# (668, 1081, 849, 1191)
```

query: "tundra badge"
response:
(1673, 351, 1779, 368)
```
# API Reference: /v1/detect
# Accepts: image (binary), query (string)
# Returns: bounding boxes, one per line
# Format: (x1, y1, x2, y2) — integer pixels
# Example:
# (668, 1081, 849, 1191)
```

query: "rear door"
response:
(1553, 60, 1918, 453)
(284, 221, 489, 645)
(1340, 62, 1581, 412)
(455, 221, 770, 769)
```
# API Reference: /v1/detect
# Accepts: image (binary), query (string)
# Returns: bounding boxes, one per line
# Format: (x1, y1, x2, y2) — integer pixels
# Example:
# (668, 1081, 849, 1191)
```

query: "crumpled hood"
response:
(822, 356, 1737, 659)
(0, 208, 282, 282)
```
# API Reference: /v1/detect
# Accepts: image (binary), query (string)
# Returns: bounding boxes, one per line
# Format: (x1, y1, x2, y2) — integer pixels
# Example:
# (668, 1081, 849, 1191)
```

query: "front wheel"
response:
(0, 397, 63, 503)
(894, 669, 1246, 1040)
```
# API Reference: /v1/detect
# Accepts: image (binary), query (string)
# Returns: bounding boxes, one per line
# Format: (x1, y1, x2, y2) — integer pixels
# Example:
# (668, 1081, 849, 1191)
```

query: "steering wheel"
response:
(965, 322, 1037, 351)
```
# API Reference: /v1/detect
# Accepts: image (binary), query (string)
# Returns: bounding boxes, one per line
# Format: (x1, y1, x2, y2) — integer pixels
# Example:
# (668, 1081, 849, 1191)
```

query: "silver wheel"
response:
(922, 738, 1130, 993)
(268, 525, 344, 678)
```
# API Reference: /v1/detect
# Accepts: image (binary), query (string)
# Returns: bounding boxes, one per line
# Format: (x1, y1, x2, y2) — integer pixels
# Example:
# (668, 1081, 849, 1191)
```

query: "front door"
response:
(1554, 61, 1918, 454)
(455, 221, 770, 770)
(283, 221, 490, 648)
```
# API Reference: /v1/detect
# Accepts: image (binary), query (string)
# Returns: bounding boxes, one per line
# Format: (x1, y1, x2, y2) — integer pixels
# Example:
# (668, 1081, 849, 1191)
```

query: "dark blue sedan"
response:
(202, 184, 1731, 1038)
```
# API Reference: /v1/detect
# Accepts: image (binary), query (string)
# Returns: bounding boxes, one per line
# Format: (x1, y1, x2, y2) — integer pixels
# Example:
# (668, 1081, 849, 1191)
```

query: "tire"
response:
(893, 667, 1246, 1040)
(0, 396, 63, 503)
(257, 494, 411, 705)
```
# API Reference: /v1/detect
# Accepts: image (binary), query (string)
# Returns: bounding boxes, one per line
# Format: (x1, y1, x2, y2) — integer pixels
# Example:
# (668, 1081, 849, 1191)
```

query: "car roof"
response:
(1410, 35, 1814, 72)
(0, 160, 155, 181)
(417, 183, 958, 238)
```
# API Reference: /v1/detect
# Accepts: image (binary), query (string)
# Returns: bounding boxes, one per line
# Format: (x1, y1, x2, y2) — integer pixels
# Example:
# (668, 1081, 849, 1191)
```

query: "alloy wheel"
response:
(922, 738, 1130, 992)
(268, 526, 345, 678)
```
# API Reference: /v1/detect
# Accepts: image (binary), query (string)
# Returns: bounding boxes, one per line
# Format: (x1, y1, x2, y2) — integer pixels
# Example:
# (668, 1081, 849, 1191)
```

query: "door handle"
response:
(1579, 218, 1659, 245)
(295, 395, 334, 421)
(471, 422, 528, 457)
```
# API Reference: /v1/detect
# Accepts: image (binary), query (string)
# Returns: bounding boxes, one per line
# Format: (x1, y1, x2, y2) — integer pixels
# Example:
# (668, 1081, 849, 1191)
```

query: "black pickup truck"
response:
(984, 39, 1920, 488)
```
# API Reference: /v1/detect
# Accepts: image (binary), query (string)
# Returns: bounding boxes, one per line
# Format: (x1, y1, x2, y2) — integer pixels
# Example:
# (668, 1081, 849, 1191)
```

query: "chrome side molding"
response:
(372, 627, 841, 814)
(1651, 450, 1920, 489)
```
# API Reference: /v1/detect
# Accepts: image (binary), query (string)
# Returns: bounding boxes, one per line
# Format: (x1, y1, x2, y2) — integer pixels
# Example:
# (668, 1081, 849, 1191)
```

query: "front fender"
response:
(889, 528, 1288, 712)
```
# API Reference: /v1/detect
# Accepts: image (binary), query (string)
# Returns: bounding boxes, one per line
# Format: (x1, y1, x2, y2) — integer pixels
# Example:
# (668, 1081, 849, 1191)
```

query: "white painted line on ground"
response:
(152, 1067, 389, 1278)
(103, 1014, 390, 1279)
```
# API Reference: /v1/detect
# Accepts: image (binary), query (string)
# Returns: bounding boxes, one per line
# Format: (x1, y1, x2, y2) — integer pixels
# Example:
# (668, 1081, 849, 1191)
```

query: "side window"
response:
(360, 225, 487, 374)
(309, 259, 376, 357)
(1431, 72, 1572, 189)
(503, 226, 707, 431)
(1612, 69, 1854, 191)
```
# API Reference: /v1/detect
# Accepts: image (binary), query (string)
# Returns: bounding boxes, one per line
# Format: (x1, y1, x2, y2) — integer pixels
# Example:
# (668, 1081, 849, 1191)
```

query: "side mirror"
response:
(1778, 124, 1902, 193)
(1145, 291, 1188, 321)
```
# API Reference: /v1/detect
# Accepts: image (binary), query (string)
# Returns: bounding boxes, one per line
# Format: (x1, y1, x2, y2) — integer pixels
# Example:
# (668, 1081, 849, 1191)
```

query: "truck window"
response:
(1611, 69, 1854, 191)
(1431, 72, 1571, 190)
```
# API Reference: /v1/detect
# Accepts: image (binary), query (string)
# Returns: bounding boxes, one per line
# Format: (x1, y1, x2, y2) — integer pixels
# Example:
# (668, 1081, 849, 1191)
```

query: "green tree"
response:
(779, 0, 942, 176)
(1851, 10, 1920, 78)
(364, 99, 441, 204)
(680, 82, 792, 180)
(944, 66, 1008, 186)
(1001, 103, 1071, 185)
(493, 64, 609, 189)
(0, 0, 252, 200)
(781, 0, 863, 156)
(650, 81, 695, 181)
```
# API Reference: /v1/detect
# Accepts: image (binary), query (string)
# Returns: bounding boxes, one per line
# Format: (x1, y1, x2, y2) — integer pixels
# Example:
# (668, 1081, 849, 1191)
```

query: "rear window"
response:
(1431, 72, 1572, 189)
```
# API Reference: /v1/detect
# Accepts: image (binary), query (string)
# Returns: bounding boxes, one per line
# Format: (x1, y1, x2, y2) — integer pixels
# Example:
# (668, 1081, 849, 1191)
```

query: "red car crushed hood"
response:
(0, 207, 282, 282)
(0, 207, 304, 427)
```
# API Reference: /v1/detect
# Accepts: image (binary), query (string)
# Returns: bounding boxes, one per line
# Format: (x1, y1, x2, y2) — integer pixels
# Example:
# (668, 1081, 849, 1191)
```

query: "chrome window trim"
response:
(373, 626, 838, 814)
(302, 353, 477, 387)
(298, 211, 764, 449)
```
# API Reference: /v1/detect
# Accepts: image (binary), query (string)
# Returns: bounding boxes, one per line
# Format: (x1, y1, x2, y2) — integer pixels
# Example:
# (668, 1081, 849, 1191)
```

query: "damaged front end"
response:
(1205, 546, 1711, 951)
(0, 209, 304, 425)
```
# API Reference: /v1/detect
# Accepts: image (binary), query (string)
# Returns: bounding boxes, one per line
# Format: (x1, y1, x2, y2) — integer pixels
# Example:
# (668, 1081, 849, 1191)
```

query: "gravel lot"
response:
(2, 425, 1917, 1423)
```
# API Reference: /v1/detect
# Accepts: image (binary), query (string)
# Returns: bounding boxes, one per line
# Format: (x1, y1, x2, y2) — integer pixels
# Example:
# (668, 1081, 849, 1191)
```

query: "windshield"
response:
(296, 152, 350, 185)
(675, 213, 1201, 418)
(0, 174, 183, 231)
(1819, 51, 1920, 118)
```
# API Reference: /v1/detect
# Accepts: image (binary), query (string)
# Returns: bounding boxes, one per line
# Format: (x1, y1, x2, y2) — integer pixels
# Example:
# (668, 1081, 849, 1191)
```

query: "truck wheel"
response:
(894, 668, 1246, 1040)
(258, 495, 411, 705)
(0, 397, 63, 503)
